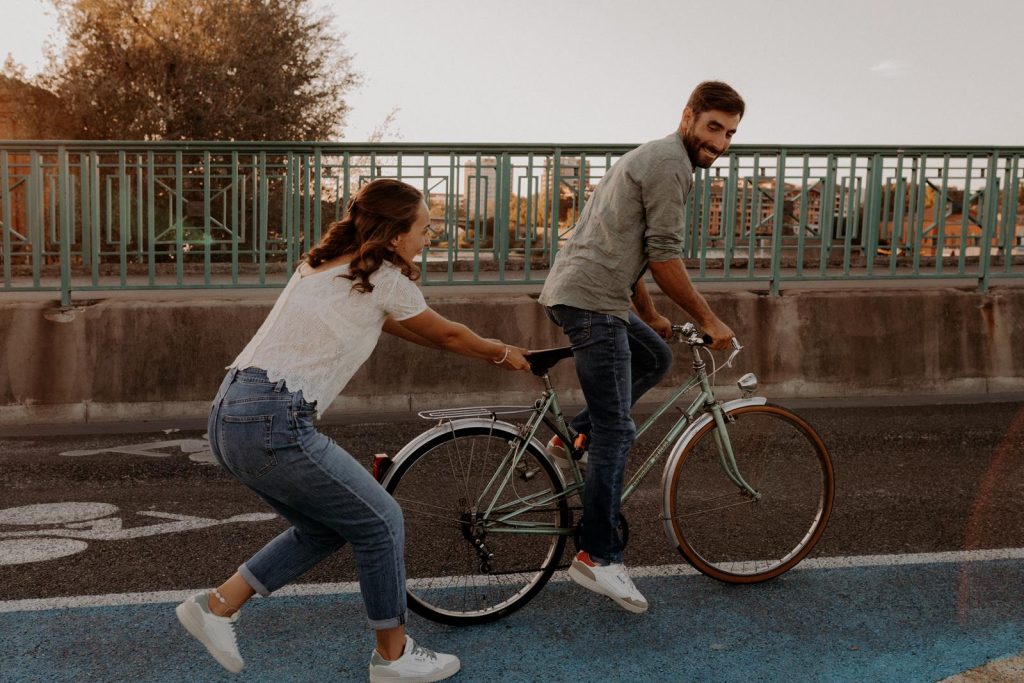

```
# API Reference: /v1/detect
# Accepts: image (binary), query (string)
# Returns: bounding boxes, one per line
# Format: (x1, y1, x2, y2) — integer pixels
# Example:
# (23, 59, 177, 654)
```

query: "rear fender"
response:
(380, 417, 555, 488)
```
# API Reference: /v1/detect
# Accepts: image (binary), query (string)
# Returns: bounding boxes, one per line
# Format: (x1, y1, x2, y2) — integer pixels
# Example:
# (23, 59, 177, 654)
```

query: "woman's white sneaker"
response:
(566, 550, 648, 613)
(368, 635, 460, 682)
(175, 592, 244, 673)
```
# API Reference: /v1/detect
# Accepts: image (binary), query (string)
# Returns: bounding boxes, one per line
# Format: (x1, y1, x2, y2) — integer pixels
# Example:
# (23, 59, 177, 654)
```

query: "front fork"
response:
(707, 403, 761, 500)
(693, 348, 761, 500)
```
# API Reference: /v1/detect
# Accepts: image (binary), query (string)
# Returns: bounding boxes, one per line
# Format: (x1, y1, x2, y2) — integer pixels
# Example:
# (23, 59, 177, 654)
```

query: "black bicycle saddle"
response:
(526, 346, 574, 376)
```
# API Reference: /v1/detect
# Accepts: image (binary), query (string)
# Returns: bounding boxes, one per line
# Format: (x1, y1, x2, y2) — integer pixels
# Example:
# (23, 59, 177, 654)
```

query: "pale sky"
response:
(2, 0, 1022, 145)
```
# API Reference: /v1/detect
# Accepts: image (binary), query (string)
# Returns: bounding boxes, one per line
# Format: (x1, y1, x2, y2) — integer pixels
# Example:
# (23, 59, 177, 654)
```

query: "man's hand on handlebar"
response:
(701, 318, 736, 351)
(643, 313, 673, 341)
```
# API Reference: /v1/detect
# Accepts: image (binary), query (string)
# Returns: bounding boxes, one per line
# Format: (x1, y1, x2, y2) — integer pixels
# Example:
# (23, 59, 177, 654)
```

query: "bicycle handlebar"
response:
(671, 322, 738, 347)
(672, 323, 743, 368)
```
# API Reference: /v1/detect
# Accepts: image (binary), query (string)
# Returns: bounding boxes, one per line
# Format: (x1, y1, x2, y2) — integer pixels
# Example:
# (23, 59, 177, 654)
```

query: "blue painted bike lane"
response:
(2, 558, 1022, 682)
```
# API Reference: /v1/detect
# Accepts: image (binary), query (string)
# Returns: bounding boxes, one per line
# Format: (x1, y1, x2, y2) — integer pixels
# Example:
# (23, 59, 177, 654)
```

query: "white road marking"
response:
(0, 581, 364, 613)
(0, 539, 90, 566)
(938, 653, 1024, 682)
(60, 438, 210, 459)
(0, 502, 119, 525)
(0, 503, 277, 565)
(1, 547, 1021, 614)
(794, 547, 1024, 569)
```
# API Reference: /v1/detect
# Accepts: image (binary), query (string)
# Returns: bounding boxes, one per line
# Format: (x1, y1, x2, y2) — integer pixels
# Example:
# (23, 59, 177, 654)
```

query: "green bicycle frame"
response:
(475, 339, 760, 537)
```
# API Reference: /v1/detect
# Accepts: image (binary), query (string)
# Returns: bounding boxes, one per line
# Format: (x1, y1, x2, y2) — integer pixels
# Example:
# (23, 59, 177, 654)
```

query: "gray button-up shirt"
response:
(538, 132, 693, 321)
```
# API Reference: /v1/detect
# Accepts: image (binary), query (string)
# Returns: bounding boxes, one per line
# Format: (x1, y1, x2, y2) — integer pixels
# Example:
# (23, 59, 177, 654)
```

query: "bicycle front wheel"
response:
(666, 404, 834, 583)
(385, 423, 569, 625)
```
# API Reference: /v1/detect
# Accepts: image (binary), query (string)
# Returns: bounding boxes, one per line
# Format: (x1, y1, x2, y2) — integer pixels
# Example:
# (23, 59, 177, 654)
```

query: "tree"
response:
(39, 0, 361, 140)
(1, 59, 79, 139)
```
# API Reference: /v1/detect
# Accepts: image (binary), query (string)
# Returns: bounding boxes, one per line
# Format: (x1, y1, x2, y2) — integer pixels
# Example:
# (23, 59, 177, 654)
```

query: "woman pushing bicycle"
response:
(175, 178, 530, 682)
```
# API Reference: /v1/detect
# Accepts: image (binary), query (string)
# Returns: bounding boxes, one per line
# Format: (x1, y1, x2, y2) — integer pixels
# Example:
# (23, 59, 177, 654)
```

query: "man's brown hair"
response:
(686, 81, 745, 119)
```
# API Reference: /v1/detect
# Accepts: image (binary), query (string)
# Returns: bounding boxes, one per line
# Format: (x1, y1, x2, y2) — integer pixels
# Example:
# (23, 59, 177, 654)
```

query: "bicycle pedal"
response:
(571, 433, 588, 460)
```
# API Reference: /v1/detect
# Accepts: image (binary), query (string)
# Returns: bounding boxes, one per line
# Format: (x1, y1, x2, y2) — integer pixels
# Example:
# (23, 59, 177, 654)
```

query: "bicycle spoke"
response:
(390, 497, 464, 524)
(440, 426, 473, 505)
(671, 497, 758, 518)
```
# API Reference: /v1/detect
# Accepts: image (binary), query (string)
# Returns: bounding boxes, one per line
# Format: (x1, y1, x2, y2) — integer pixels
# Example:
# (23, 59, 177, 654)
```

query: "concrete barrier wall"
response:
(1, 287, 1022, 425)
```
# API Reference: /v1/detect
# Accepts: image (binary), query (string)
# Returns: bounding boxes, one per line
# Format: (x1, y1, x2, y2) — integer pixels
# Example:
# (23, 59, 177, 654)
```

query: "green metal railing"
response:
(1, 141, 1022, 304)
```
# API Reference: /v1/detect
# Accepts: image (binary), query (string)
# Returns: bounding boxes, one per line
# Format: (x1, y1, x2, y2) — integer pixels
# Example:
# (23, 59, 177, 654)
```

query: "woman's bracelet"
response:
(492, 345, 511, 364)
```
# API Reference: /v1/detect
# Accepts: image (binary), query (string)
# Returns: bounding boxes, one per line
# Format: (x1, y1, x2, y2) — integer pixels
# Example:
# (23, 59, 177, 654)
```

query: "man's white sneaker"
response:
(175, 592, 244, 673)
(546, 434, 588, 470)
(566, 550, 648, 613)
(368, 635, 460, 682)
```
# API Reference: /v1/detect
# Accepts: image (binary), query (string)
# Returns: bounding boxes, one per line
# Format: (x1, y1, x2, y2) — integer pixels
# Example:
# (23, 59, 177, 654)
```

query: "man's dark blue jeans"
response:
(545, 304, 673, 564)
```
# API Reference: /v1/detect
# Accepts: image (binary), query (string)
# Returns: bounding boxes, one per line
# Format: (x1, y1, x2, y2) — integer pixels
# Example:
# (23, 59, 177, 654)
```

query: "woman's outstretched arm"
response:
(383, 309, 530, 370)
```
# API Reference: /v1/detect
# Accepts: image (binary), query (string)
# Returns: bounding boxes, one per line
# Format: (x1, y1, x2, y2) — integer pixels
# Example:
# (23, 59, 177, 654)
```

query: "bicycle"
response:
(377, 323, 835, 625)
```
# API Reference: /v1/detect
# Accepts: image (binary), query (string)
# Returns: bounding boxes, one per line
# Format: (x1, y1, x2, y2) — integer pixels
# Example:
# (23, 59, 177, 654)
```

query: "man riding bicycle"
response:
(538, 80, 744, 613)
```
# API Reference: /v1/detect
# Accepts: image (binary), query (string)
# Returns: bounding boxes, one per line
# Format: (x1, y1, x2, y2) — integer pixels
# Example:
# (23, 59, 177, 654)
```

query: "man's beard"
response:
(681, 127, 718, 169)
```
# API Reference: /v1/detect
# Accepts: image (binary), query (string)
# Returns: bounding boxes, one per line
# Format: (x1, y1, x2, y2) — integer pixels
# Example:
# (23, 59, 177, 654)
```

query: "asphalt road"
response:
(1, 400, 1022, 682)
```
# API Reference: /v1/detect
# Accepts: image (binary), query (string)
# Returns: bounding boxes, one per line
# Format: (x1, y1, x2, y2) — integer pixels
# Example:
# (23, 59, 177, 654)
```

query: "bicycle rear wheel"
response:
(385, 422, 569, 625)
(666, 404, 834, 583)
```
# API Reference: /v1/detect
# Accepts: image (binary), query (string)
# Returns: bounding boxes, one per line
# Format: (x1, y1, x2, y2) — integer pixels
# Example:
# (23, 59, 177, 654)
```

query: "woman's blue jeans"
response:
(545, 305, 673, 564)
(208, 367, 407, 629)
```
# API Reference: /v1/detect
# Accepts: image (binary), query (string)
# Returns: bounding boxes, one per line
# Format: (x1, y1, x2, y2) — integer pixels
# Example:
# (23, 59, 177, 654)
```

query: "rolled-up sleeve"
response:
(641, 160, 690, 262)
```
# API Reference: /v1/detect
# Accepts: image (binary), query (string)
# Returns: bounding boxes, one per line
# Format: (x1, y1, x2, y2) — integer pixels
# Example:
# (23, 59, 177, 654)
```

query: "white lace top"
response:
(229, 261, 427, 412)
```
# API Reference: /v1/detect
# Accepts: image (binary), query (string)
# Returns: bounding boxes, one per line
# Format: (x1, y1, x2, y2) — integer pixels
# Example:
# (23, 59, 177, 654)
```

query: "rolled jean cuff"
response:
(367, 612, 407, 630)
(238, 563, 272, 597)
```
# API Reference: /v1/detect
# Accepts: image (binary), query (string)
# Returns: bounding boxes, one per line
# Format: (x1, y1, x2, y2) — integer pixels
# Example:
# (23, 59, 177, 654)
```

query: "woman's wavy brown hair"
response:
(304, 178, 424, 293)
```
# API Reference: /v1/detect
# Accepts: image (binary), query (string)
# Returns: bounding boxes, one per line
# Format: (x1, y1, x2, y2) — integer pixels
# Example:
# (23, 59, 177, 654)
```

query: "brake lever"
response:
(724, 337, 743, 369)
